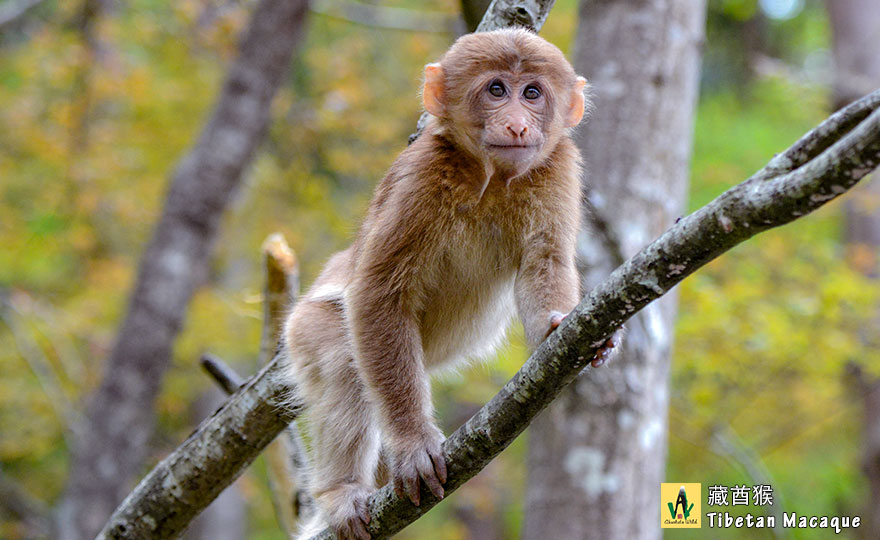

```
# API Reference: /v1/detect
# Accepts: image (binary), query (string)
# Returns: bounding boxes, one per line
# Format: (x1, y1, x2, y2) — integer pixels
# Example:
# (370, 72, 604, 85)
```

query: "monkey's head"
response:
(422, 28, 588, 177)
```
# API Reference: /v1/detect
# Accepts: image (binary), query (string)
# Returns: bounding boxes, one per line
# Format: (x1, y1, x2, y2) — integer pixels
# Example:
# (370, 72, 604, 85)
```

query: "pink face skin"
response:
(478, 74, 550, 175)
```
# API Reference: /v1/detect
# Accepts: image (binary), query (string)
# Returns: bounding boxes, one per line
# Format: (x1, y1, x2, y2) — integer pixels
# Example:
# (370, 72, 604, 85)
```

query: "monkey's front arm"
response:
(347, 228, 448, 507)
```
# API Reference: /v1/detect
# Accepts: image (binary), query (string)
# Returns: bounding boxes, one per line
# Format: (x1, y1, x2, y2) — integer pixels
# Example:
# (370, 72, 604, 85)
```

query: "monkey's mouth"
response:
(487, 144, 540, 162)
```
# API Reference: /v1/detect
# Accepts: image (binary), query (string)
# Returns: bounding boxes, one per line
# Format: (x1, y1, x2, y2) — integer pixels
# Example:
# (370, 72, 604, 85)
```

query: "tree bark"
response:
(55, 1, 310, 538)
(183, 390, 247, 540)
(523, 0, 705, 538)
(826, 0, 880, 110)
(96, 89, 880, 540)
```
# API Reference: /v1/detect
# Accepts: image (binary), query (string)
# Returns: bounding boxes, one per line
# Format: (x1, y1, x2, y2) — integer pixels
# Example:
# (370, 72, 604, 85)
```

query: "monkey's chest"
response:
(418, 228, 519, 370)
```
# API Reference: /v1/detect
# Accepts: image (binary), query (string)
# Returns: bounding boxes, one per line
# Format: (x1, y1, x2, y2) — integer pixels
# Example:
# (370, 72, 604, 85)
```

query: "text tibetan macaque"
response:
(283, 28, 617, 540)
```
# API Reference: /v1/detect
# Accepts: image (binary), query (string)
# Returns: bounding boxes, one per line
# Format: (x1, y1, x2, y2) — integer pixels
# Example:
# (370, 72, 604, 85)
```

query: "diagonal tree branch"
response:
(97, 86, 880, 540)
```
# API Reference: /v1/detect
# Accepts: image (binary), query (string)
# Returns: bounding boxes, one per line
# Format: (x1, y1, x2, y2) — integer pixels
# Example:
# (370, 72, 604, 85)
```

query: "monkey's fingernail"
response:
(357, 504, 371, 524)
(408, 482, 420, 506)
(433, 456, 447, 483)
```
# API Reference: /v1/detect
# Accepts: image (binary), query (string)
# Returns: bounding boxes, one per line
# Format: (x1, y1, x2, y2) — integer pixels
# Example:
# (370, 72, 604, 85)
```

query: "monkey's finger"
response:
(393, 476, 407, 501)
(406, 475, 421, 506)
(354, 496, 371, 525)
(342, 519, 370, 540)
(351, 519, 371, 540)
(591, 338, 616, 367)
(546, 311, 567, 337)
(429, 449, 447, 484)
(421, 467, 445, 500)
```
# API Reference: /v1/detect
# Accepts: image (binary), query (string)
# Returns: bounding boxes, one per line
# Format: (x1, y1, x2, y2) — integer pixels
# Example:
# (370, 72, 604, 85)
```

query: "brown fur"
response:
(284, 28, 589, 540)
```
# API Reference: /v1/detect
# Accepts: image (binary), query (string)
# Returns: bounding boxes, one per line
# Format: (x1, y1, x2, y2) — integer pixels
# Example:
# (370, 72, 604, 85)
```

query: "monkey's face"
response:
(473, 74, 552, 173)
(422, 29, 588, 179)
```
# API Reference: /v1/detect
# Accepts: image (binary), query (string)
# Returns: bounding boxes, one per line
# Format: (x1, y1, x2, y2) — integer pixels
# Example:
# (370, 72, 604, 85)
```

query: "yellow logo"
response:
(661, 483, 701, 528)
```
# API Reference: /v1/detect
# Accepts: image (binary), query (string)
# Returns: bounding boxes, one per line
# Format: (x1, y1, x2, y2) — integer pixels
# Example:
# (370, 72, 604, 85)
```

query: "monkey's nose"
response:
(506, 121, 528, 138)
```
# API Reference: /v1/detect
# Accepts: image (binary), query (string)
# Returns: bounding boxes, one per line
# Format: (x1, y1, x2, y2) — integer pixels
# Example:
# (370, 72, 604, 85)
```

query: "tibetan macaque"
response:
(284, 28, 614, 540)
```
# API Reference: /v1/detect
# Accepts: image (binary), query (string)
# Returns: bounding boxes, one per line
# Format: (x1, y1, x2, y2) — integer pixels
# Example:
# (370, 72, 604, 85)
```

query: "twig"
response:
(201, 353, 245, 393)
(310, 0, 458, 33)
(97, 88, 880, 540)
(0, 306, 81, 444)
(710, 424, 789, 539)
(200, 352, 315, 524)
(0, 0, 46, 29)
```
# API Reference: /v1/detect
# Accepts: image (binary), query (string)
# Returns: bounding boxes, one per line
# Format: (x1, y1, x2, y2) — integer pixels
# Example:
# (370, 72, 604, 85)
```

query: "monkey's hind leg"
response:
(289, 303, 381, 540)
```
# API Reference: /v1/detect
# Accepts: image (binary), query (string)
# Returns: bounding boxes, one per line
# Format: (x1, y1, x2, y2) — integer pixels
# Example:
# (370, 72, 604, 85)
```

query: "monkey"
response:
(284, 28, 617, 540)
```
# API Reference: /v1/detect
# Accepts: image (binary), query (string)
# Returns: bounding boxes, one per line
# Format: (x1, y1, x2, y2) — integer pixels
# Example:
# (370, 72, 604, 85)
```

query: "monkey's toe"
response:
(322, 483, 374, 540)
(391, 429, 447, 506)
(591, 328, 624, 367)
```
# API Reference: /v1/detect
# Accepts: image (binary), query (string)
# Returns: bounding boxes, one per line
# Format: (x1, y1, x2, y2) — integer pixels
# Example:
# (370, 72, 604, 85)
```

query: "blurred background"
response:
(1, 0, 879, 539)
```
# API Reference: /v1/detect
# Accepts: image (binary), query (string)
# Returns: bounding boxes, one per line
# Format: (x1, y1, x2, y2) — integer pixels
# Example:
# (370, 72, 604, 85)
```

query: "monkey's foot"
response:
(591, 328, 623, 367)
(318, 483, 373, 540)
(390, 426, 447, 506)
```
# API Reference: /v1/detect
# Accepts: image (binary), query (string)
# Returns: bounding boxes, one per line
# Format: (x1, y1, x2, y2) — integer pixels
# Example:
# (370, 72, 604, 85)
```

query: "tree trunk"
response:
(826, 0, 880, 111)
(523, 0, 705, 538)
(55, 1, 309, 538)
(825, 1, 880, 538)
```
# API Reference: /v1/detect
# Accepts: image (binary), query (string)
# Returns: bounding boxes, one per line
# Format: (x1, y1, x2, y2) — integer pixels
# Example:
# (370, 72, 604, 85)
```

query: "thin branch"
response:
(201, 351, 314, 522)
(710, 424, 789, 539)
(201, 353, 245, 394)
(0, 304, 81, 444)
(98, 88, 880, 540)
(582, 185, 626, 267)
(259, 233, 299, 361)
(258, 234, 307, 537)
(310, 0, 458, 33)
(0, 0, 46, 29)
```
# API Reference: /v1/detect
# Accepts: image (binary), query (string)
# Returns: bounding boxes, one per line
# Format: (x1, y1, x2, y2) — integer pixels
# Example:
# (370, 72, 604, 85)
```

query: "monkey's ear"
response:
(565, 76, 588, 127)
(423, 63, 446, 117)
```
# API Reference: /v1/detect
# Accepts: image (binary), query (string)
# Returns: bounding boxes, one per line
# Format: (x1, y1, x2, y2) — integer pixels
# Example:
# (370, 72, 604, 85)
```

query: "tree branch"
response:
(97, 86, 880, 540)
(201, 353, 245, 393)
(310, 0, 458, 33)
(257, 234, 308, 536)
(0, 0, 45, 29)
(0, 301, 81, 444)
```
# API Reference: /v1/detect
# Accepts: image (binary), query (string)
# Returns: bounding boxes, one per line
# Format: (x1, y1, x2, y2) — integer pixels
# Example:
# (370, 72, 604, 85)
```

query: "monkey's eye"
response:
(488, 80, 506, 98)
(523, 85, 542, 100)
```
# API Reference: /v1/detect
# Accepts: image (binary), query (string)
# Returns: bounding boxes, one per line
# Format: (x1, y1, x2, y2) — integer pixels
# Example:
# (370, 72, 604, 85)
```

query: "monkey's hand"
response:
(390, 424, 447, 506)
(547, 311, 623, 367)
